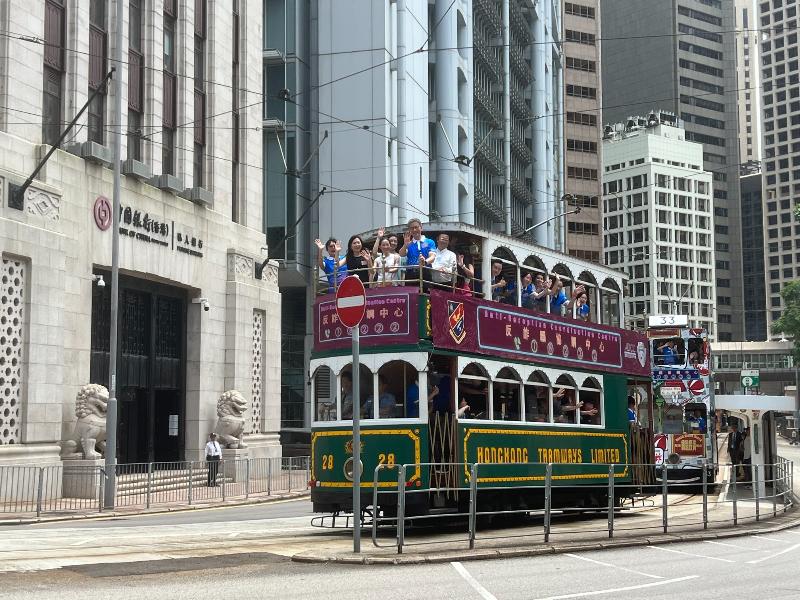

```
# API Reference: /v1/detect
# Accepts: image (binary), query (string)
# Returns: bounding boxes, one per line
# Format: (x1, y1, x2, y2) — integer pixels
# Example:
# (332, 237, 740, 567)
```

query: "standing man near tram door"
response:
(727, 423, 743, 480)
(205, 433, 222, 486)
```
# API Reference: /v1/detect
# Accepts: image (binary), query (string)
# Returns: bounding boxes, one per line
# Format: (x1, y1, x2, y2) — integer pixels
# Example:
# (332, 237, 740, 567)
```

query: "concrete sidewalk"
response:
(0, 489, 310, 526)
(292, 501, 800, 565)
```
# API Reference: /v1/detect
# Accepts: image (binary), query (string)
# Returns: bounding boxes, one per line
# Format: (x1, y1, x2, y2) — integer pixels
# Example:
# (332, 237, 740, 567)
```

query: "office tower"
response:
(758, 1, 800, 339)
(740, 162, 767, 341)
(602, 114, 717, 338)
(563, 0, 603, 263)
(735, 0, 762, 163)
(601, 0, 743, 341)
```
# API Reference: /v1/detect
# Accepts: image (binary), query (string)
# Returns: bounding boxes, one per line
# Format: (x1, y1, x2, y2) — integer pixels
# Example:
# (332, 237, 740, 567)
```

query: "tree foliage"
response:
(771, 280, 800, 361)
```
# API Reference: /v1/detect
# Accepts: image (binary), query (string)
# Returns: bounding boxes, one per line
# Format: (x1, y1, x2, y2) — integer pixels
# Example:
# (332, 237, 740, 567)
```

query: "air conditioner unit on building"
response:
(180, 186, 213, 208)
(149, 174, 184, 195)
(121, 159, 152, 181)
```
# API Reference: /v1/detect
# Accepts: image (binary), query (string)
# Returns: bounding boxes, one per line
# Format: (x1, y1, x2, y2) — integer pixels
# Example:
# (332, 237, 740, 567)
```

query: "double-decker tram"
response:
(309, 223, 654, 517)
(646, 315, 716, 483)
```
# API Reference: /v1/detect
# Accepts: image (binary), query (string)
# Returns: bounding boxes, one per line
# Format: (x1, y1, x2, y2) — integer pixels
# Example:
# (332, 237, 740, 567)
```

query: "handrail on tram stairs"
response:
(368, 458, 796, 555)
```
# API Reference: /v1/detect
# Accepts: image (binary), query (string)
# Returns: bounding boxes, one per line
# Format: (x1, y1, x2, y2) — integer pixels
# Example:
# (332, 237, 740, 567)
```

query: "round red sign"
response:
(94, 196, 112, 231)
(688, 379, 705, 396)
(335, 276, 366, 328)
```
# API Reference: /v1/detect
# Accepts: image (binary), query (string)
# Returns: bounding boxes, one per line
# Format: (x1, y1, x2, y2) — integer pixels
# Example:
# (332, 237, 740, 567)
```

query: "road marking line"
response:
(451, 562, 498, 600)
(704, 540, 767, 552)
(647, 545, 735, 563)
(747, 542, 800, 564)
(564, 553, 662, 579)
(68, 539, 91, 546)
(753, 535, 789, 543)
(228, 532, 239, 538)
(532, 575, 698, 600)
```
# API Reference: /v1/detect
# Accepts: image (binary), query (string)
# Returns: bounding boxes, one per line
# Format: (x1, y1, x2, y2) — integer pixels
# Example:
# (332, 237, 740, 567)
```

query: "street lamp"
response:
(516, 205, 581, 238)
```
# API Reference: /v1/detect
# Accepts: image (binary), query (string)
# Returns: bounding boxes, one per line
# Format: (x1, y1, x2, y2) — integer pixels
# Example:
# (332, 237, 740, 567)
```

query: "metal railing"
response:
(0, 456, 310, 518)
(370, 458, 796, 554)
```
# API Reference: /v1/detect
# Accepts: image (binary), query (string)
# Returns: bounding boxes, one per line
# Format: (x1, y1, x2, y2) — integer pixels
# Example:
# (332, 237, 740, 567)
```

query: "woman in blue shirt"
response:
(315, 238, 347, 292)
(548, 274, 569, 315)
(574, 290, 591, 321)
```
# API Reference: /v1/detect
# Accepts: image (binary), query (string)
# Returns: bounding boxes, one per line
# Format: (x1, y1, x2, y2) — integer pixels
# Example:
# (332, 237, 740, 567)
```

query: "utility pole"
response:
(104, 0, 124, 510)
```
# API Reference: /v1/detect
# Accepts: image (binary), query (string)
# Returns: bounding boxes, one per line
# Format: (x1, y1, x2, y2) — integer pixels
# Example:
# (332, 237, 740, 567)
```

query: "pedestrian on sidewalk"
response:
(206, 433, 222, 486)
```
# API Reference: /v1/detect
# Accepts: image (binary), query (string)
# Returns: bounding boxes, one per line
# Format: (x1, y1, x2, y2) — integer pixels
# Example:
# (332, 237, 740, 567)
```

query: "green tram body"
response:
(310, 286, 653, 516)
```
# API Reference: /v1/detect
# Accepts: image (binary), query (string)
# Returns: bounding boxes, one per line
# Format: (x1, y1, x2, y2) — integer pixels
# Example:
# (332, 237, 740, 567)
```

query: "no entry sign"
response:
(335, 276, 366, 328)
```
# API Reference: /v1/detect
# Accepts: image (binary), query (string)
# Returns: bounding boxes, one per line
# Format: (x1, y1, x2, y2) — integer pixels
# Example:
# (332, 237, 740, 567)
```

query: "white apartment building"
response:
(312, 0, 563, 245)
(602, 112, 717, 338)
(0, 0, 281, 466)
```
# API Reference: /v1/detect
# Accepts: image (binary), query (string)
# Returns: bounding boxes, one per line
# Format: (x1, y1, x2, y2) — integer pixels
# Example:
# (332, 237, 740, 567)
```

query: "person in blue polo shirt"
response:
(399, 218, 436, 289)
(315, 238, 347, 292)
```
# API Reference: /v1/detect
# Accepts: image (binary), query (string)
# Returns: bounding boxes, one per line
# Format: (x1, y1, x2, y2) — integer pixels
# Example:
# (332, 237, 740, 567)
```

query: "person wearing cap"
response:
(205, 433, 222, 486)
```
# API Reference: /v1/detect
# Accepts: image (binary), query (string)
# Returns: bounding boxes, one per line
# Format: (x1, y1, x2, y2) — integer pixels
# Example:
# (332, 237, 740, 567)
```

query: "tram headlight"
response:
(343, 457, 363, 482)
(667, 453, 681, 465)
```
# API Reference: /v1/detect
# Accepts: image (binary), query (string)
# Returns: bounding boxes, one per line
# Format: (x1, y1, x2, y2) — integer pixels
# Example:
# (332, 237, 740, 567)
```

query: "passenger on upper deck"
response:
(373, 233, 400, 287)
(574, 290, 591, 322)
(430, 233, 457, 288)
(399, 218, 436, 289)
(345, 235, 373, 286)
(490, 260, 509, 302)
(656, 340, 679, 366)
(455, 252, 474, 296)
(315, 238, 347, 292)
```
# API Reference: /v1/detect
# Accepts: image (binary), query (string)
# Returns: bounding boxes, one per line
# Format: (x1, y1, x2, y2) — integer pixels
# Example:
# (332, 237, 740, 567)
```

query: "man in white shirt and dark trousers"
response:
(205, 433, 222, 486)
(430, 233, 457, 289)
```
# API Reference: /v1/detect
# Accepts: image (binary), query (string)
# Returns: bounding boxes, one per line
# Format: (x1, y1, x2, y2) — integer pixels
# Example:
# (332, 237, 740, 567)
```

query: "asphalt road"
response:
(1, 530, 799, 600)
(2, 496, 316, 530)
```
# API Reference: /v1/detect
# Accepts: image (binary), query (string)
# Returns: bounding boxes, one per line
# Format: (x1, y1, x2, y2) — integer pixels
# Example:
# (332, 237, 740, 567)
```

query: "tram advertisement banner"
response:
(430, 290, 650, 377)
(313, 288, 420, 351)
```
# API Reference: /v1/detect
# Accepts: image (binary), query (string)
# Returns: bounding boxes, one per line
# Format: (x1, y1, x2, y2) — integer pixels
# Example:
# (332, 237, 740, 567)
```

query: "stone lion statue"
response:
(214, 390, 248, 449)
(62, 384, 108, 460)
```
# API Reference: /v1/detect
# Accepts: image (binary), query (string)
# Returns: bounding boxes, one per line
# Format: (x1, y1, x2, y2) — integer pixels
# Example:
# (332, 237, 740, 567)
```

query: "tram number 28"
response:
(378, 453, 396, 467)
(321, 454, 335, 470)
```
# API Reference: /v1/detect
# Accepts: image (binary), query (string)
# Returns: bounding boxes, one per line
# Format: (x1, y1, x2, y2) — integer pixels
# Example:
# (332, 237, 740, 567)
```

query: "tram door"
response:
(429, 355, 458, 500)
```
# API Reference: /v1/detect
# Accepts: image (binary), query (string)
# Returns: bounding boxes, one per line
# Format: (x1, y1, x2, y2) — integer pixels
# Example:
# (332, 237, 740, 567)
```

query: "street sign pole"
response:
(352, 325, 360, 553)
(334, 276, 367, 554)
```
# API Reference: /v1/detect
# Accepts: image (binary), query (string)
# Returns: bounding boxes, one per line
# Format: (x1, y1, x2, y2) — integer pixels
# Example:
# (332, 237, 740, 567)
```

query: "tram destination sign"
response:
(430, 290, 651, 377)
(314, 288, 420, 350)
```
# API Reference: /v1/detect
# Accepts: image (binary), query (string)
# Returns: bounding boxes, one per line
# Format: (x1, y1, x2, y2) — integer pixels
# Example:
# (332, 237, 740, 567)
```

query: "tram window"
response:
(663, 405, 684, 434)
(653, 337, 686, 367)
(685, 403, 707, 434)
(686, 338, 704, 365)
(493, 382, 522, 421)
(525, 385, 550, 423)
(554, 387, 579, 424)
(377, 361, 417, 418)
(458, 378, 488, 419)
(578, 380, 601, 426)
(340, 364, 372, 420)
(313, 366, 336, 422)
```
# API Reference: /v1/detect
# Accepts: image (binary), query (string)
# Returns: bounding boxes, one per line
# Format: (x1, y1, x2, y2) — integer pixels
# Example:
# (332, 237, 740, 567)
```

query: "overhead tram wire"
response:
(2, 19, 783, 137)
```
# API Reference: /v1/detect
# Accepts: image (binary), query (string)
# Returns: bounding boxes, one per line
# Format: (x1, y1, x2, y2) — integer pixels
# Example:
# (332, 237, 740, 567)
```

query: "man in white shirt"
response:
(430, 233, 457, 287)
(205, 433, 222, 486)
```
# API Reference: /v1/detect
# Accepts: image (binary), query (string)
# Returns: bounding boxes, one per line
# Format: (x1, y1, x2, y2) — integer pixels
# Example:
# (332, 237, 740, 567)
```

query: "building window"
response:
(88, 0, 107, 145)
(565, 57, 596, 72)
(42, 0, 66, 146)
(566, 84, 596, 99)
(564, 2, 595, 18)
(566, 111, 597, 126)
(567, 222, 599, 235)
(232, 0, 241, 223)
(566, 138, 597, 153)
(128, 0, 144, 161)
(193, 0, 207, 187)
(565, 29, 596, 45)
(162, 0, 177, 175)
(567, 166, 598, 180)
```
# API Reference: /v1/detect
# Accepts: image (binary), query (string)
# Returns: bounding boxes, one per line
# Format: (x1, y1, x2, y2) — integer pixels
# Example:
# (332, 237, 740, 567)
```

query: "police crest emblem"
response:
(447, 300, 466, 344)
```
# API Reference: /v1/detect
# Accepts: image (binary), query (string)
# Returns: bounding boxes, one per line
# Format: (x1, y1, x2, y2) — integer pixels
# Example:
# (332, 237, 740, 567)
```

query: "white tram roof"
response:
(359, 221, 627, 292)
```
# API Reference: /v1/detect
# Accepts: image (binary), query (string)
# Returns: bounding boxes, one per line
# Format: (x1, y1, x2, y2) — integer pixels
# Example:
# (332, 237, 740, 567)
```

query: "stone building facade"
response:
(0, 0, 281, 466)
